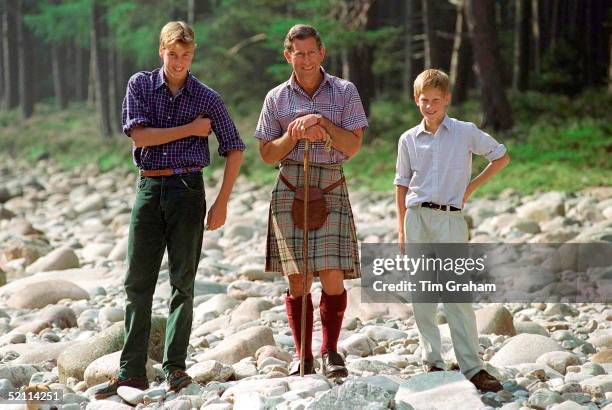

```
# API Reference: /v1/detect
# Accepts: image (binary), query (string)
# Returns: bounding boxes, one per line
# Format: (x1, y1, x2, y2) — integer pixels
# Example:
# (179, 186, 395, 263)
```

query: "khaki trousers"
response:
(404, 205, 483, 379)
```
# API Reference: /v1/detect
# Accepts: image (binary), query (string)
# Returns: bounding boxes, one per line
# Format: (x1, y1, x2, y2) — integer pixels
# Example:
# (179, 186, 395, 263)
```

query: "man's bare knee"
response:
(287, 274, 312, 298)
(319, 269, 345, 296)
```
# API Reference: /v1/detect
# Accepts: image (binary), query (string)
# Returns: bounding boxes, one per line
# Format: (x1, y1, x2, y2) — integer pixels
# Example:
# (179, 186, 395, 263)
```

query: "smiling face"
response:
(284, 37, 325, 81)
(159, 42, 194, 84)
(415, 87, 451, 124)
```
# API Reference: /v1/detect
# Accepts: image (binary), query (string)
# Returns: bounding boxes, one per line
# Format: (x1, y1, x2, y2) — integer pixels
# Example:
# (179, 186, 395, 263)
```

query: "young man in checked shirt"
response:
(95, 21, 245, 398)
(255, 24, 368, 377)
(395, 69, 510, 392)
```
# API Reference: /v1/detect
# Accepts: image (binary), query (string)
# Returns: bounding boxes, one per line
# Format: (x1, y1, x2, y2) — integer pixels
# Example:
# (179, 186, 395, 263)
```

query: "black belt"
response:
(420, 202, 461, 212)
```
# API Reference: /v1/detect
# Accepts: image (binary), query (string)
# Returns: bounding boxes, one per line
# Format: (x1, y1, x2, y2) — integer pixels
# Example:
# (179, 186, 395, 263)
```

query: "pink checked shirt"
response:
(254, 69, 368, 164)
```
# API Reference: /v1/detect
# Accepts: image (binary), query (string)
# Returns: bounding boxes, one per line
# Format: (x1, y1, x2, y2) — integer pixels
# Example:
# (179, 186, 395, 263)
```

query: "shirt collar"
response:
(416, 115, 451, 137)
(154, 67, 193, 95)
(287, 67, 331, 95)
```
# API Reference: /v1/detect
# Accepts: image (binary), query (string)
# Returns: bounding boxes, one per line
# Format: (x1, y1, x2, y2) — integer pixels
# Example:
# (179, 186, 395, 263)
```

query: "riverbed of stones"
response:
(0, 158, 611, 410)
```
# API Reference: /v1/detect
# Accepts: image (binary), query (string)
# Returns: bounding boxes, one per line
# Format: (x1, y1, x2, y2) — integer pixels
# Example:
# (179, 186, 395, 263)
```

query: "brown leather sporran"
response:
(279, 174, 345, 231)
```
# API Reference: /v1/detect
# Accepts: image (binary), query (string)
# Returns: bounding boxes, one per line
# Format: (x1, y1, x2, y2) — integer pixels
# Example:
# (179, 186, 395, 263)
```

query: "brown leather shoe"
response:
(166, 369, 193, 392)
(469, 370, 503, 392)
(322, 350, 348, 378)
(94, 376, 148, 400)
(423, 364, 444, 372)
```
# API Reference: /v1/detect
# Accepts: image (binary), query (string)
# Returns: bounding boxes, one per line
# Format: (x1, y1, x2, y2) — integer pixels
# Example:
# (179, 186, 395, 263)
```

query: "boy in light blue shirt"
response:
(395, 69, 510, 392)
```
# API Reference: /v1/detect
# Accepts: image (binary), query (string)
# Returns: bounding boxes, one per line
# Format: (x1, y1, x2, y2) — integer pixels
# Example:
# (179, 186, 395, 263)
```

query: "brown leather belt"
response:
(421, 201, 461, 212)
(139, 167, 202, 177)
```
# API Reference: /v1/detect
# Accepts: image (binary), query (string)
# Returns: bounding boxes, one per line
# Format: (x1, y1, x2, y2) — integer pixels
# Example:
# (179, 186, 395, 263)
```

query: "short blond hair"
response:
(413, 69, 450, 97)
(159, 21, 196, 49)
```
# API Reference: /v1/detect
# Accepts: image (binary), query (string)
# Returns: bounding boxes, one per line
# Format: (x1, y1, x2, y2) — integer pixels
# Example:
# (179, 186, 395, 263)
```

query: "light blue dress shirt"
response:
(394, 115, 507, 209)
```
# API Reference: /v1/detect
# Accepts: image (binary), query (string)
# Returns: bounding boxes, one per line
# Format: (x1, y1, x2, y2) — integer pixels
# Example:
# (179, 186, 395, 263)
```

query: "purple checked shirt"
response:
(122, 67, 245, 170)
(254, 69, 368, 164)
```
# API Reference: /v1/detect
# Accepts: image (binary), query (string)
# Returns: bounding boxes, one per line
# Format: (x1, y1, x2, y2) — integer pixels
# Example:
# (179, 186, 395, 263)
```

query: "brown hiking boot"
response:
(469, 370, 503, 393)
(423, 364, 444, 372)
(322, 350, 348, 378)
(93, 376, 148, 400)
(166, 369, 193, 392)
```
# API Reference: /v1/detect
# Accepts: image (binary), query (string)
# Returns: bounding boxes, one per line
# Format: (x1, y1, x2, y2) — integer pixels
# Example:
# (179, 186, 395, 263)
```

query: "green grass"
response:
(0, 90, 610, 197)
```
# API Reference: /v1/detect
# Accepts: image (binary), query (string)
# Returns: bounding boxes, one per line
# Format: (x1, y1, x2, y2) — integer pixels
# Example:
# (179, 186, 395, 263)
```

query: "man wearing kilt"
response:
(255, 24, 368, 377)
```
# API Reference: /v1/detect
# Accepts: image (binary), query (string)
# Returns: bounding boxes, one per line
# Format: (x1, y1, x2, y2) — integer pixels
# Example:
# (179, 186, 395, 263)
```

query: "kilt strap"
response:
(279, 173, 345, 193)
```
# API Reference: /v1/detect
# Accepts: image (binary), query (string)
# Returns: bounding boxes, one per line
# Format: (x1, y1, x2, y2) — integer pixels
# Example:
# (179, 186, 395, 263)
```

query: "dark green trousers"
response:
(119, 172, 205, 379)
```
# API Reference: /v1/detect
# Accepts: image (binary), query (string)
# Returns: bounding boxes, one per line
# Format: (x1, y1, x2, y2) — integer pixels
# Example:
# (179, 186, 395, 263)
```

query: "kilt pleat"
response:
(264, 160, 360, 279)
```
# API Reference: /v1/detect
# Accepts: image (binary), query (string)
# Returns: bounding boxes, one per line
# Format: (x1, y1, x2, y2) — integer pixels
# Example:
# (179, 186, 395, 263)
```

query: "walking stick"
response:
(299, 139, 310, 377)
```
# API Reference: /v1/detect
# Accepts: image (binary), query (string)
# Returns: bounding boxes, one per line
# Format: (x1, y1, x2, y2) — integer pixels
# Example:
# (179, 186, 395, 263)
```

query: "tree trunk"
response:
(449, 4, 471, 104)
(16, 0, 33, 118)
(513, 0, 530, 90)
(51, 43, 67, 109)
(531, 0, 540, 74)
(91, 0, 112, 138)
(0, 6, 4, 110)
(2, 3, 18, 109)
(187, 0, 195, 26)
(108, 44, 119, 134)
(608, 33, 612, 93)
(421, 0, 451, 70)
(75, 42, 85, 101)
(465, 0, 513, 131)
(87, 46, 95, 108)
(335, 0, 376, 116)
(346, 45, 374, 116)
(402, 0, 414, 97)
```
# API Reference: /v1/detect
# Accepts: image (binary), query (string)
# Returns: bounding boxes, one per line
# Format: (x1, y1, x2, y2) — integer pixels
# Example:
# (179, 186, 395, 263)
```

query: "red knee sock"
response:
(320, 289, 347, 355)
(285, 292, 314, 361)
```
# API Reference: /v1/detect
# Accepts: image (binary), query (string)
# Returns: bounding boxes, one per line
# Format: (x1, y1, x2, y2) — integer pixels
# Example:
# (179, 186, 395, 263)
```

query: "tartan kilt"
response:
(265, 160, 360, 279)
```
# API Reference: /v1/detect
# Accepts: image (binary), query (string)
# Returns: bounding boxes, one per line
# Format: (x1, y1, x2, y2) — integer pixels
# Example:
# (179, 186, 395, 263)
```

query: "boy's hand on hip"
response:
(206, 200, 227, 230)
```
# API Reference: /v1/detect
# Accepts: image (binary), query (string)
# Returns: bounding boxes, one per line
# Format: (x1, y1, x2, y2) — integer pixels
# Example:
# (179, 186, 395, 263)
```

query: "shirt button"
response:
(163, 152, 167, 155)
(167, 116, 170, 119)
(169, 97, 172, 101)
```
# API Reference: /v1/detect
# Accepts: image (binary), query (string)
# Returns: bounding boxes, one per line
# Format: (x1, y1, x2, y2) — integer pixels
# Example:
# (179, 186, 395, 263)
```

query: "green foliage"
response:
(24, 0, 91, 46)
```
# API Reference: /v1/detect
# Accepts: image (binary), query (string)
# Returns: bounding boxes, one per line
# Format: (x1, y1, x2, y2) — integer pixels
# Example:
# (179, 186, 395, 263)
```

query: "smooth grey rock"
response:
(227, 280, 285, 300)
(26, 247, 79, 274)
(527, 388, 563, 409)
(187, 360, 234, 383)
(514, 320, 549, 336)
(476, 305, 516, 336)
(197, 326, 275, 365)
(230, 298, 274, 327)
(395, 371, 486, 410)
(536, 351, 581, 375)
(339, 333, 377, 357)
(84, 350, 155, 387)
(194, 294, 239, 323)
(7, 279, 88, 309)
(360, 325, 407, 342)
(305, 380, 391, 410)
(0, 364, 39, 388)
(117, 385, 145, 405)
(490, 334, 562, 366)
(58, 317, 165, 383)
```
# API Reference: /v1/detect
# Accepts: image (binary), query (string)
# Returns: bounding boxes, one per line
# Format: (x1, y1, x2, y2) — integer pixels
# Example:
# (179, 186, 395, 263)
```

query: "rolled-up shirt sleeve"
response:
(206, 92, 246, 157)
(122, 74, 151, 137)
(341, 82, 369, 131)
(394, 134, 412, 187)
(254, 92, 282, 141)
(469, 123, 507, 161)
